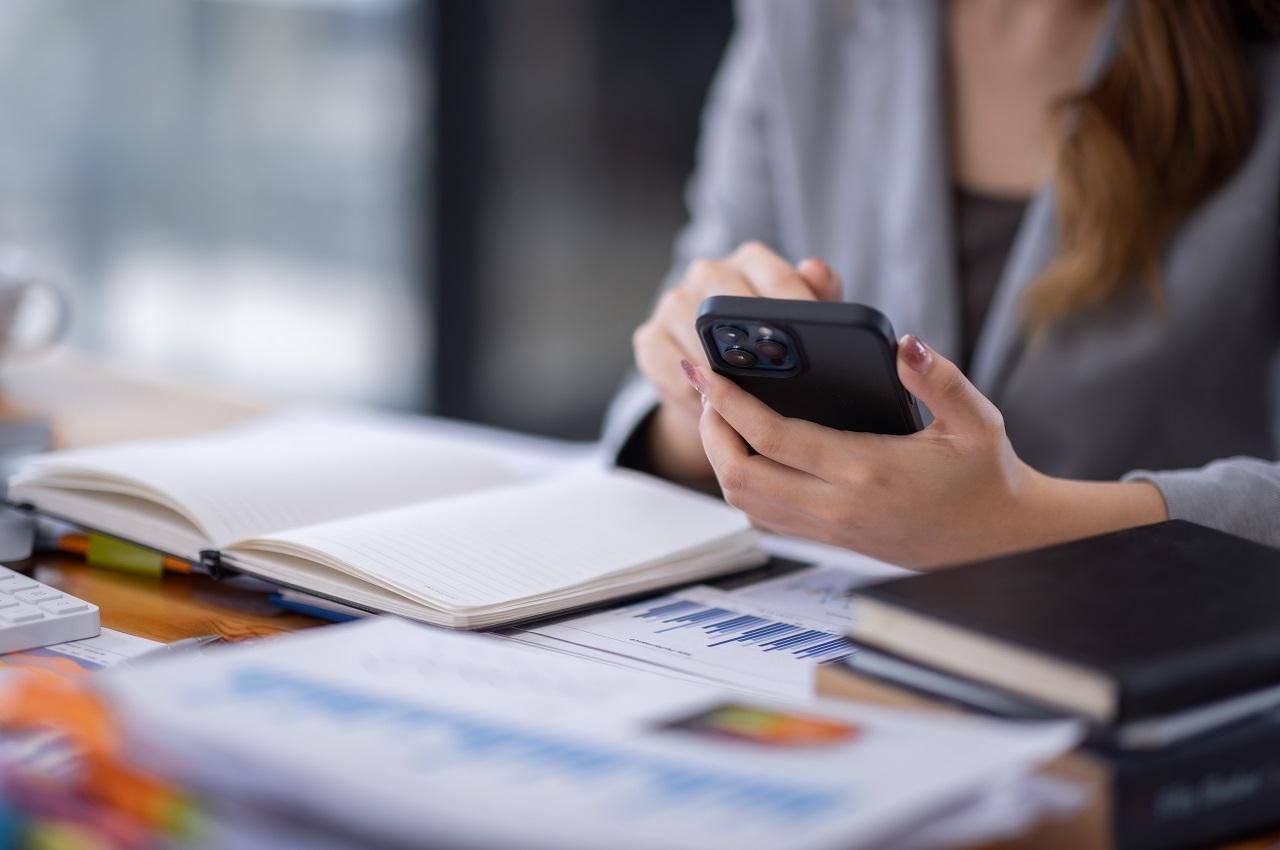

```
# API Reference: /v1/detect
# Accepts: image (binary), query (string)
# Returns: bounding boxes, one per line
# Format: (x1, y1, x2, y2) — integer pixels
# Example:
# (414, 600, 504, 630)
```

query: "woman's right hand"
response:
(631, 241, 842, 486)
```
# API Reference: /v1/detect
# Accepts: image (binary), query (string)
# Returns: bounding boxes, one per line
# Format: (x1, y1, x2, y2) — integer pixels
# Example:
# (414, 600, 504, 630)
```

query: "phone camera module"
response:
(713, 325, 747, 346)
(722, 347, 757, 367)
(706, 318, 797, 371)
(754, 338, 787, 360)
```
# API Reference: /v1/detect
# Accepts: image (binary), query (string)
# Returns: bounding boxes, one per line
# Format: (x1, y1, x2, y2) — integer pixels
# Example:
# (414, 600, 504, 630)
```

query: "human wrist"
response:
(1013, 468, 1169, 552)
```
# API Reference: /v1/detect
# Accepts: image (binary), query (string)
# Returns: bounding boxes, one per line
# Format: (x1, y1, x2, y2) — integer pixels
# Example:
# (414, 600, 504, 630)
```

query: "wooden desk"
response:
(32, 556, 323, 643)
(5, 351, 1276, 850)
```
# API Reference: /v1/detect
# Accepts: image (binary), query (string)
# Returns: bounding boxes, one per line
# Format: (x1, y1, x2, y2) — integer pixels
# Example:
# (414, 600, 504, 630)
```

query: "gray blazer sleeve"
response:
(1125, 458, 1280, 548)
(600, 0, 780, 463)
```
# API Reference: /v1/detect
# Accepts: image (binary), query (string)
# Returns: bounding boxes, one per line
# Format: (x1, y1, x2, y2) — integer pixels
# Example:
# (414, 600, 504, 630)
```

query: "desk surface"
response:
(33, 556, 323, 643)
(4, 350, 1277, 850)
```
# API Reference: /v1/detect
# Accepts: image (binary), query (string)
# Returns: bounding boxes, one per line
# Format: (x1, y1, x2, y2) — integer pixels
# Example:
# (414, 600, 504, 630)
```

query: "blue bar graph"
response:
(633, 598, 855, 663)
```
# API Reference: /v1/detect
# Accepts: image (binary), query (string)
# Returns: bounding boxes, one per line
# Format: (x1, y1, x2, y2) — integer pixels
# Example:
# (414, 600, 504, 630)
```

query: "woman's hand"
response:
(681, 336, 1169, 568)
(632, 242, 842, 487)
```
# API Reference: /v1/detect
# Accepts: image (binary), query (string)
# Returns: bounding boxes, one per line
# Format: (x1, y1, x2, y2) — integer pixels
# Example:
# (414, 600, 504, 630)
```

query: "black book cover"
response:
(856, 521, 1280, 720)
(1108, 707, 1280, 850)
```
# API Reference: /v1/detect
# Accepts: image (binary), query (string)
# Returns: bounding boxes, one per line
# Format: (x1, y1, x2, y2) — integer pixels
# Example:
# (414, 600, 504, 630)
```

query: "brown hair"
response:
(1024, 1, 1280, 326)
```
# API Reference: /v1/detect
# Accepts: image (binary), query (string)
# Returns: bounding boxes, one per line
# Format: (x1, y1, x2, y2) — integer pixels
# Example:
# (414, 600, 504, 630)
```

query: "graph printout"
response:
(515, 577, 862, 698)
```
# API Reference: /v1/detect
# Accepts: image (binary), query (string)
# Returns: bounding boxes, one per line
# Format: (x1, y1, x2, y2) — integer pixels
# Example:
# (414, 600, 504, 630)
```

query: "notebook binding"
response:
(200, 549, 239, 581)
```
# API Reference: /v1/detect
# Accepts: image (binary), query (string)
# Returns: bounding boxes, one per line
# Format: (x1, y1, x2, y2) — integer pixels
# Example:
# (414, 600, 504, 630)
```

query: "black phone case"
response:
(696, 296, 923, 435)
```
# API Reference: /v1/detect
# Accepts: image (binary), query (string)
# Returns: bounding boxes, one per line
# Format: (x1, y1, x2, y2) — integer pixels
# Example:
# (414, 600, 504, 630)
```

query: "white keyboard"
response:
(0, 566, 100, 653)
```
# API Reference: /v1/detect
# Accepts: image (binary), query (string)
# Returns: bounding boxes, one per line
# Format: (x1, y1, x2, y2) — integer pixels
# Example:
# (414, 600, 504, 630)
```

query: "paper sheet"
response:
(13, 410, 524, 546)
(0, 627, 160, 676)
(511, 534, 906, 699)
(240, 468, 756, 610)
(512, 585, 857, 698)
(97, 617, 1081, 850)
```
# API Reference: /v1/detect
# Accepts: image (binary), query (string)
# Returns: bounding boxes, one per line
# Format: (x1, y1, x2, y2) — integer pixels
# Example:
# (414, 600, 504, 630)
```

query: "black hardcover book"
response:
(829, 640, 1280, 750)
(1108, 706, 1280, 850)
(851, 521, 1280, 723)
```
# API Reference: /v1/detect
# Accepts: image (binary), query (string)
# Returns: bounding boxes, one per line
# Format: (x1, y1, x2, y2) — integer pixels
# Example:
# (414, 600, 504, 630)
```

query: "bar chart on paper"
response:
(514, 567, 866, 697)
(629, 597, 856, 661)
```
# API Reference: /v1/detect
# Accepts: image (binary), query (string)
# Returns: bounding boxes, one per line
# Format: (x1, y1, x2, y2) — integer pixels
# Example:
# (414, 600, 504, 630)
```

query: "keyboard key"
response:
(1, 605, 44, 623)
(0, 575, 37, 592)
(14, 587, 61, 605)
(0, 575, 100, 653)
(40, 598, 89, 615)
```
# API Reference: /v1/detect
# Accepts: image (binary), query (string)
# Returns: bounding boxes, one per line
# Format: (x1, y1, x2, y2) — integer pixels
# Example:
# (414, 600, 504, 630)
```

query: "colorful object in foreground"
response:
(0, 669, 200, 849)
(56, 534, 192, 578)
(661, 703, 860, 748)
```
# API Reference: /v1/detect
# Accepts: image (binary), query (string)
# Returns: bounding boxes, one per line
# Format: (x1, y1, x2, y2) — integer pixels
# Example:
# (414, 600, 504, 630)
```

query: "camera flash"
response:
(757, 326, 773, 337)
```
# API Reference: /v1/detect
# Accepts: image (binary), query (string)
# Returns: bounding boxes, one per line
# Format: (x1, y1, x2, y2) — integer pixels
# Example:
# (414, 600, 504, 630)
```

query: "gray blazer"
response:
(603, 0, 1280, 548)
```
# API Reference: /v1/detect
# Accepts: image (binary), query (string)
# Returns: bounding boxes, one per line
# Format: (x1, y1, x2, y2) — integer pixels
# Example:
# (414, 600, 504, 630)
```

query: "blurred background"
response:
(0, 0, 732, 440)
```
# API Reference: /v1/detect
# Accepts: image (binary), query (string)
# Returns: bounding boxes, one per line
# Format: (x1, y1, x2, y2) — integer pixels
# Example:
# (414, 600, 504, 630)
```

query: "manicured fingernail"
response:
(899, 334, 932, 373)
(680, 359, 708, 395)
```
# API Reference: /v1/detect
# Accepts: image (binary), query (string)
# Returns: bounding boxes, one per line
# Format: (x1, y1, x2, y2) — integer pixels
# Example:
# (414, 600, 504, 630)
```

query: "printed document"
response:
(97, 617, 1079, 850)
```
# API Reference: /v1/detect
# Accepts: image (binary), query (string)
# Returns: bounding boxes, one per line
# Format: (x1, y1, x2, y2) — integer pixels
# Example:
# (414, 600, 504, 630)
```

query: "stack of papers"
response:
(95, 617, 1081, 850)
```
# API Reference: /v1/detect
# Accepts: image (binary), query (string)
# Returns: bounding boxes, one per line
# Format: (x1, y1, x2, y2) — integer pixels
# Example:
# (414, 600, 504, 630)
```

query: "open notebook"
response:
(9, 413, 764, 628)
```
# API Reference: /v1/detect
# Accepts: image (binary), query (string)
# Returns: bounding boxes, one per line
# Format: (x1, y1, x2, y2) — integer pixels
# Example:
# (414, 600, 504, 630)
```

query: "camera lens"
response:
(722, 347, 757, 367)
(713, 325, 747, 346)
(754, 338, 788, 360)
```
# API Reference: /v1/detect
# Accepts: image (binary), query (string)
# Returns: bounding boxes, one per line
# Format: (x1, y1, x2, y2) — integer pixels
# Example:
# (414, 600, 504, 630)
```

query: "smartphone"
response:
(696, 296, 923, 435)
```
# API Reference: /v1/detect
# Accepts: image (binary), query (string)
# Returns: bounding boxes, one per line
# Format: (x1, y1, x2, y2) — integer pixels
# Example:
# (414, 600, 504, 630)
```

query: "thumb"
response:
(796, 258, 843, 302)
(896, 334, 999, 433)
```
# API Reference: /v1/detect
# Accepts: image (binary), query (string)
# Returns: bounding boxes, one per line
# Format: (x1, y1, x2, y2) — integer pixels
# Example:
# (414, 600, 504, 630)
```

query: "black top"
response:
(856, 521, 1280, 721)
(953, 187, 1029, 372)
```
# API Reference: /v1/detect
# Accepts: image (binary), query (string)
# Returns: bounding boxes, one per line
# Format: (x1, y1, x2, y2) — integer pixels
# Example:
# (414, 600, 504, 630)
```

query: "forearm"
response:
(1012, 470, 1169, 553)
(645, 405, 718, 491)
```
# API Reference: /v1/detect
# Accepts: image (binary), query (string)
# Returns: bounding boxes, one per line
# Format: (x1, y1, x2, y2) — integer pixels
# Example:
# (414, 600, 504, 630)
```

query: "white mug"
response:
(0, 250, 70, 358)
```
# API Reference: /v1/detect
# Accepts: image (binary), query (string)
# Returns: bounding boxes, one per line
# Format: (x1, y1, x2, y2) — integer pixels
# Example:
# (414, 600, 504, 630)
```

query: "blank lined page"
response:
(235, 469, 753, 610)
(13, 412, 519, 546)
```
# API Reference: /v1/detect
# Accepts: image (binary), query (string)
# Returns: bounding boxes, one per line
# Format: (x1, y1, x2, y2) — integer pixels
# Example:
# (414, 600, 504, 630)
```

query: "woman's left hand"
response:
(681, 335, 1168, 568)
